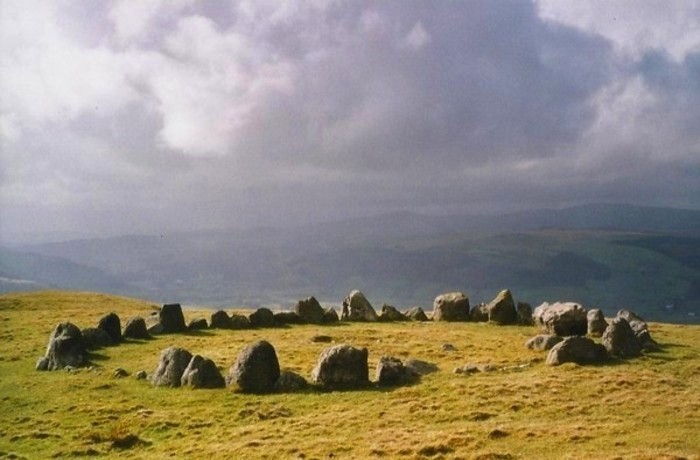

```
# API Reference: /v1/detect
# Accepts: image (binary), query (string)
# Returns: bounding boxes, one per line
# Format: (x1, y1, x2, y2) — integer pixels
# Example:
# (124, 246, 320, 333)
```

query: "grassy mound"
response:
(1, 291, 699, 459)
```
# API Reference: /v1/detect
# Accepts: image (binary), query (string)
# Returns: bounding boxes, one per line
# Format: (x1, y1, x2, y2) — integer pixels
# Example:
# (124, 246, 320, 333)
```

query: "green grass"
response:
(1, 291, 699, 459)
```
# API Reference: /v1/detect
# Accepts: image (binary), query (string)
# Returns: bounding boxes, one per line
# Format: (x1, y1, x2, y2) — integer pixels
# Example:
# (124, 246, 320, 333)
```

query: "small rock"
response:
(134, 370, 147, 380)
(274, 370, 308, 392)
(441, 343, 457, 352)
(188, 318, 208, 330)
(404, 359, 439, 375)
(113, 368, 129, 378)
(454, 364, 479, 375)
(525, 334, 563, 351)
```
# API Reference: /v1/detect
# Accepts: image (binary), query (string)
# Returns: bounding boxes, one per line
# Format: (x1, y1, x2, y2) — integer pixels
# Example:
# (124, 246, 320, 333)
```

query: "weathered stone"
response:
(404, 359, 439, 375)
(405, 306, 429, 322)
(323, 307, 339, 323)
(545, 336, 607, 366)
(341, 290, 379, 322)
(294, 297, 325, 324)
(602, 317, 641, 358)
(152, 347, 193, 387)
(229, 314, 251, 329)
(533, 302, 588, 336)
(486, 289, 518, 325)
(181, 355, 225, 389)
(517, 302, 534, 325)
(433, 292, 470, 322)
(470, 303, 489, 322)
(249, 308, 276, 328)
(159, 304, 187, 333)
(36, 322, 87, 371)
(379, 304, 408, 322)
(587, 309, 608, 337)
(113, 368, 129, 378)
(209, 310, 232, 329)
(274, 370, 308, 392)
(441, 343, 457, 352)
(617, 309, 658, 350)
(188, 318, 208, 330)
(226, 341, 280, 393)
(134, 370, 148, 380)
(274, 311, 304, 325)
(123, 317, 150, 340)
(82, 327, 113, 350)
(454, 364, 480, 375)
(311, 344, 369, 389)
(97, 312, 122, 344)
(147, 323, 164, 335)
(376, 356, 416, 386)
(525, 334, 563, 351)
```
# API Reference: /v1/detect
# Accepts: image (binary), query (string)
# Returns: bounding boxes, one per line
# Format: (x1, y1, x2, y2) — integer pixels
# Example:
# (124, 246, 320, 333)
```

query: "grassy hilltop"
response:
(1, 291, 699, 459)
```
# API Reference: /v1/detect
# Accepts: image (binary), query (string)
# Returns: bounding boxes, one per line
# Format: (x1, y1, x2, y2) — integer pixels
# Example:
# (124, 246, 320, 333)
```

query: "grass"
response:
(0, 290, 699, 459)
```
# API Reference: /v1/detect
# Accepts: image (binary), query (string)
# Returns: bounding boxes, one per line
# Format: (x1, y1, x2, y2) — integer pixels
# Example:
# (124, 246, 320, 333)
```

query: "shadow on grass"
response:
(87, 351, 110, 362)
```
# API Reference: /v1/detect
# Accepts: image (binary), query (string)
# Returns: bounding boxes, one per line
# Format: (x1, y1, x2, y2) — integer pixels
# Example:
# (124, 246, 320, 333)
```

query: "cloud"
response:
(1, 1, 699, 239)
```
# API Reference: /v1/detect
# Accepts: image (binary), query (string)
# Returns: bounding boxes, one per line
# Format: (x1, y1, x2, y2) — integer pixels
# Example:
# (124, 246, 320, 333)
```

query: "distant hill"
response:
(1, 204, 699, 322)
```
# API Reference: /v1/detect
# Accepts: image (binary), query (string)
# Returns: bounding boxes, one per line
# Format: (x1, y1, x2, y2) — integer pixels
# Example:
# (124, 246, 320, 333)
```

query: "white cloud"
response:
(401, 21, 431, 51)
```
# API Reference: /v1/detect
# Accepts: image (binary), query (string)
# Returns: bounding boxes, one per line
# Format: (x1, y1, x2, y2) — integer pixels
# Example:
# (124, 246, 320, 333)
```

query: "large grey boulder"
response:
(602, 317, 641, 358)
(546, 336, 607, 366)
(249, 308, 276, 328)
(433, 292, 470, 322)
(617, 309, 658, 351)
(226, 341, 280, 393)
(533, 302, 587, 336)
(159, 303, 187, 333)
(486, 289, 518, 325)
(341, 290, 379, 322)
(405, 306, 429, 322)
(181, 355, 225, 389)
(82, 327, 113, 350)
(97, 313, 122, 344)
(525, 334, 563, 351)
(379, 305, 408, 322)
(294, 297, 325, 324)
(36, 322, 87, 371)
(123, 317, 150, 340)
(152, 347, 193, 387)
(376, 356, 416, 386)
(323, 307, 339, 323)
(587, 309, 608, 337)
(210, 310, 232, 329)
(469, 303, 489, 322)
(517, 302, 534, 325)
(311, 344, 369, 389)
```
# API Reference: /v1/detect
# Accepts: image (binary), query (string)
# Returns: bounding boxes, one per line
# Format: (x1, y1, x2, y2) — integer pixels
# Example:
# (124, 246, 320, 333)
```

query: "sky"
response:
(1, 0, 699, 241)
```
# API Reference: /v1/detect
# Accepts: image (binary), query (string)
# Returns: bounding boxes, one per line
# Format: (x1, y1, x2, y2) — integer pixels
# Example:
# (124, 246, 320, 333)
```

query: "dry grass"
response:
(0, 290, 699, 459)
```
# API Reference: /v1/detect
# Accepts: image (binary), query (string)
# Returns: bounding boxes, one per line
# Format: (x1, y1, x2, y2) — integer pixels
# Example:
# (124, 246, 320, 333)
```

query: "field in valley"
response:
(1, 291, 699, 459)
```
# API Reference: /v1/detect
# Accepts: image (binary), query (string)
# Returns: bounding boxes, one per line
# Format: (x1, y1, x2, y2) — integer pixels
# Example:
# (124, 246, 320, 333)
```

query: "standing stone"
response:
(226, 341, 280, 393)
(274, 370, 308, 392)
(545, 336, 607, 366)
(376, 356, 415, 386)
(433, 292, 470, 322)
(159, 304, 187, 333)
(470, 303, 489, 322)
(323, 307, 339, 323)
(97, 312, 122, 344)
(617, 309, 658, 350)
(81, 327, 113, 350)
(517, 302, 534, 325)
(188, 318, 208, 330)
(533, 302, 588, 336)
(379, 305, 408, 322)
(311, 344, 369, 389)
(274, 311, 304, 325)
(36, 322, 87, 371)
(486, 289, 518, 325)
(181, 355, 225, 389)
(602, 317, 641, 358)
(405, 306, 429, 322)
(210, 310, 232, 329)
(525, 334, 563, 351)
(152, 347, 193, 387)
(229, 314, 251, 329)
(123, 317, 150, 340)
(341, 291, 379, 322)
(587, 309, 608, 337)
(249, 308, 276, 328)
(294, 297, 325, 324)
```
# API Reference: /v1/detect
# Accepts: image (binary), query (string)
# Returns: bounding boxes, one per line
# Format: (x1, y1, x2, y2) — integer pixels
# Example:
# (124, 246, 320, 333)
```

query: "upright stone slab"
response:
(517, 302, 534, 325)
(97, 312, 122, 344)
(379, 305, 408, 322)
(294, 296, 325, 324)
(433, 292, 470, 321)
(210, 310, 232, 329)
(159, 303, 187, 333)
(249, 308, 276, 328)
(587, 309, 608, 337)
(602, 317, 641, 358)
(341, 290, 379, 322)
(486, 289, 518, 325)
(124, 317, 150, 340)
(152, 347, 193, 387)
(36, 322, 87, 371)
(323, 307, 339, 323)
(226, 341, 280, 393)
(181, 355, 225, 389)
(406, 306, 429, 322)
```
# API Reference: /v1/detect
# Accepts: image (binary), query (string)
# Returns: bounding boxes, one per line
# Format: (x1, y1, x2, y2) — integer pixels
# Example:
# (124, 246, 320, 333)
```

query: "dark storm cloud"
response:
(0, 0, 698, 239)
